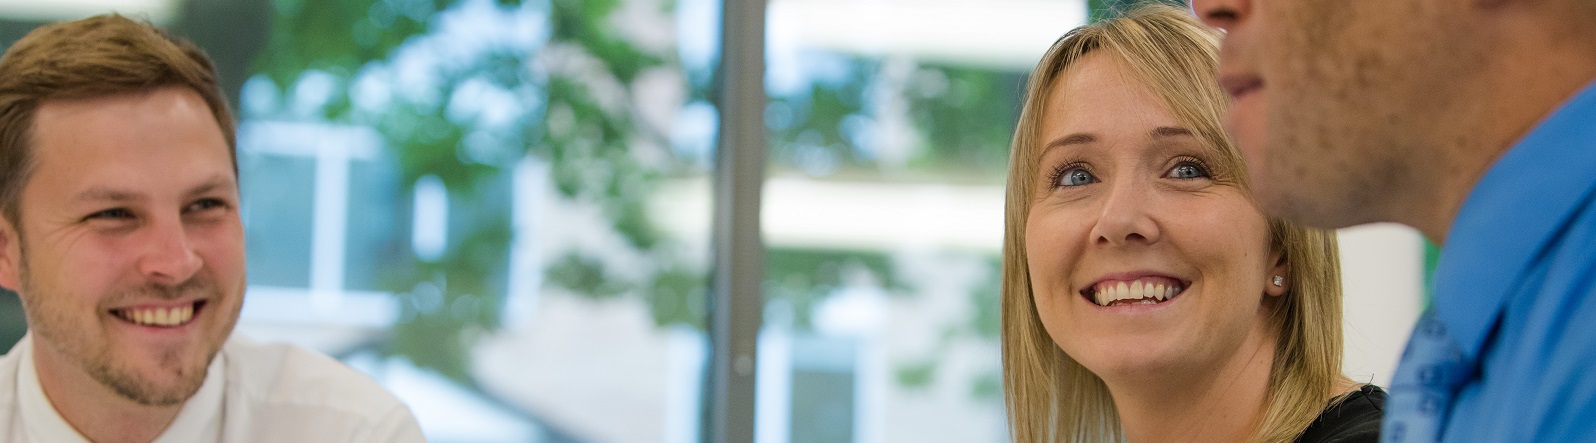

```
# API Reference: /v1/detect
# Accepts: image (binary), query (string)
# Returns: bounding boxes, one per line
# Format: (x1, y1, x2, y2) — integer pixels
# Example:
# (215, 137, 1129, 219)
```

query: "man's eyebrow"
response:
(72, 187, 142, 204)
(1151, 126, 1195, 138)
(185, 176, 237, 197)
(70, 176, 237, 204)
(1043, 133, 1097, 151)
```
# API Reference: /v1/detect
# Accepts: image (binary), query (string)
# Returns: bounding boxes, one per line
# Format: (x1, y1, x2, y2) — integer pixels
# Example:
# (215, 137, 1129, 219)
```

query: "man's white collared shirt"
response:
(0, 334, 425, 442)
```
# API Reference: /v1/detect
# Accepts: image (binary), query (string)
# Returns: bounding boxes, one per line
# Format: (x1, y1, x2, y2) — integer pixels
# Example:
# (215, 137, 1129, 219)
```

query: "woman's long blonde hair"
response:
(1000, 5, 1347, 442)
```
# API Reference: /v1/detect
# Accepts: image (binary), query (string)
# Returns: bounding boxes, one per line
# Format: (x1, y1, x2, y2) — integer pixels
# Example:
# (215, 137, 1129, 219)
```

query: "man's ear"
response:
(0, 217, 21, 292)
(1265, 247, 1288, 297)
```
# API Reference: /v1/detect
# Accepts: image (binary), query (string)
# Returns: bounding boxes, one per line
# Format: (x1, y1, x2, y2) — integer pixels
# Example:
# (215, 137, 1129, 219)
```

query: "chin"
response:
(1065, 337, 1189, 382)
(1269, 192, 1372, 230)
(92, 350, 212, 407)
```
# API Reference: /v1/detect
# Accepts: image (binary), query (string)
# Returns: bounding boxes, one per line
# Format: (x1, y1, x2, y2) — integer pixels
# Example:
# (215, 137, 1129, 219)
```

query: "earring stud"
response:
(1272, 275, 1284, 287)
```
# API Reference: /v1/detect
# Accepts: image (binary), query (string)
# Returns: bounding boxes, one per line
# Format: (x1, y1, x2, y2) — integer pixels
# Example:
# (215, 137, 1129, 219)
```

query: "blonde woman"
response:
(1001, 5, 1383, 443)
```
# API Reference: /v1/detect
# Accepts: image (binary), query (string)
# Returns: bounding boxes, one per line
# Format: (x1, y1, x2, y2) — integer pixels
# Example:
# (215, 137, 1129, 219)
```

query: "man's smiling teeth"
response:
(114, 305, 195, 327)
(1093, 280, 1183, 306)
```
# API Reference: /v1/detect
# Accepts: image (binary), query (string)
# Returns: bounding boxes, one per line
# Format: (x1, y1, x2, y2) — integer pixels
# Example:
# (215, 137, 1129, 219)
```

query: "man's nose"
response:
(1190, 0, 1251, 31)
(136, 217, 202, 286)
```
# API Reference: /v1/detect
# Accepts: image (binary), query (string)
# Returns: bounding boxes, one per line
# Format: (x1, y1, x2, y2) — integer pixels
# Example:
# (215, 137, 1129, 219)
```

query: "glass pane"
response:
(240, 154, 316, 288)
(197, 0, 713, 441)
(757, 1, 1092, 441)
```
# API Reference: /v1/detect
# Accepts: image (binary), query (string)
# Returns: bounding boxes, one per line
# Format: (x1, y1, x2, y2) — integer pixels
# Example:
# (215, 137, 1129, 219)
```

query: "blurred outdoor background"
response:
(0, 0, 1427, 441)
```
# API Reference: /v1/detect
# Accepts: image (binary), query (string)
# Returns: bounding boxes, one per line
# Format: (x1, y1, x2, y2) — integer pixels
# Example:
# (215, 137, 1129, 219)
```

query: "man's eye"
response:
(186, 199, 228, 213)
(85, 208, 134, 221)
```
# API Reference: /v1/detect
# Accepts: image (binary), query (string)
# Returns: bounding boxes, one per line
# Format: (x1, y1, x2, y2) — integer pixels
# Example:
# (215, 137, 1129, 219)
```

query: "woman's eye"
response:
(1058, 168, 1097, 187)
(1167, 162, 1210, 179)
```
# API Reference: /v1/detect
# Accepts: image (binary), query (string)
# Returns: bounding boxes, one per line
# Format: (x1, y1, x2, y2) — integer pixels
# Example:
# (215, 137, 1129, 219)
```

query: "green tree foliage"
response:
(766, 58, 1021, 180)
(1088, 0, 1188, 22)
(904, 65, 1025, 176)
(255, 0, 696, 382)
(257, 0, 1016, 400)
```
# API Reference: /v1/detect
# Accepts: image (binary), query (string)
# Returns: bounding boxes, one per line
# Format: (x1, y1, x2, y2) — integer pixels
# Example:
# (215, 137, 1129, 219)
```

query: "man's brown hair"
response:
(0, 13, 236, 226)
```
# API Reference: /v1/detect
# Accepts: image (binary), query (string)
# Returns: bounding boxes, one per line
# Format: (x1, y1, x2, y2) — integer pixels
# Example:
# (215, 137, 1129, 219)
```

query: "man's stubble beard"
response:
(1261, 0, 1459, 230)
(18, 241, 233, 407)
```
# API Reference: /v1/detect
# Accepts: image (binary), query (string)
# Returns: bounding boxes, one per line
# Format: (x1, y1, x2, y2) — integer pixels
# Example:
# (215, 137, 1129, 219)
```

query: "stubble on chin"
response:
(86, 345, 206, 406)
(1261, 1, 1454, 229)
(23, 265, 229, 407)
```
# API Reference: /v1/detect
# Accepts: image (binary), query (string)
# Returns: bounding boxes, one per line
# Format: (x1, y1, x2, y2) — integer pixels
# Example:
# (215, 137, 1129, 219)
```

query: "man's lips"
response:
(108, 299, 208, 328)
(1219, 74, 1264, 99)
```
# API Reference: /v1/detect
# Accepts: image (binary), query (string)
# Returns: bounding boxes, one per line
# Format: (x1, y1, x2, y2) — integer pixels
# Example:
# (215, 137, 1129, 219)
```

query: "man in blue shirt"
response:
(1186, 0, 1596, 441)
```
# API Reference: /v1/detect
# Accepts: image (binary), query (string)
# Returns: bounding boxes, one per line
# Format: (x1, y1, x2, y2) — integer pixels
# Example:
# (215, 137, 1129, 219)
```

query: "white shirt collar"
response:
(14, 335, 227, 442)
(15, 337, 85, 443)
(155, 349, 225, 443)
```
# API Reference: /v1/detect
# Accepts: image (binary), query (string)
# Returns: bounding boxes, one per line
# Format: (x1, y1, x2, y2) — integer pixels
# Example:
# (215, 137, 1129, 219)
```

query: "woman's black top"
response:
(1296, 384, 1387, 443)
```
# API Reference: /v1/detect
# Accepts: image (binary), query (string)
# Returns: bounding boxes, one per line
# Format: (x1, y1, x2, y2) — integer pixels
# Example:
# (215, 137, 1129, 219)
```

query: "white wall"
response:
(1336, 223, 1427, 386)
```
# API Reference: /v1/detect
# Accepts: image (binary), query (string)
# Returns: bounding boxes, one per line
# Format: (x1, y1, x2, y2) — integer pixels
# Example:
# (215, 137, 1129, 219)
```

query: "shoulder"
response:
(0, 337, 27, 407)
(224, 336, 397, 407)
(221, 336, 424, 441)
(0, 340, 19, 432)
(0, 339, 19, 385)
(1295, 385, 1386, 443)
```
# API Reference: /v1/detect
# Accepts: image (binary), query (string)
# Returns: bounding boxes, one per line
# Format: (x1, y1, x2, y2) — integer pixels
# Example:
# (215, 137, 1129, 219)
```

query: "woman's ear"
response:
(1265, 247, 1288, 297)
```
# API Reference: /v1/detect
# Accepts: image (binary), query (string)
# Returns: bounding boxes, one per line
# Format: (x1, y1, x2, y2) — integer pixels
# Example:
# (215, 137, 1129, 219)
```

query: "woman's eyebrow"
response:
(1151, 126, 1194, 138)
(1043, 132, 1097, 153)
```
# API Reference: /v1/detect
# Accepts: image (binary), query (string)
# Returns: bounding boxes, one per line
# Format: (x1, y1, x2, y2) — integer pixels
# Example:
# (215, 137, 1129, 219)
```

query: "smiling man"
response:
(0, 14, 423, 443)
(1188, 0, 1596, 441)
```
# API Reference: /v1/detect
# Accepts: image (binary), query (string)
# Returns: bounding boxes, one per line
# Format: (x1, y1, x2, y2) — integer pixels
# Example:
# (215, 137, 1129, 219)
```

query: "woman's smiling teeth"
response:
(112, 304, 196, 327)
(1087, 279, 1185, 306)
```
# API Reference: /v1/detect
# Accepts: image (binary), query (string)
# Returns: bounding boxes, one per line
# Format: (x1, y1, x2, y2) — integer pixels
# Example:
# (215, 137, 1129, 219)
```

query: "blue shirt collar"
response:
(1432, 79, 1596, 362)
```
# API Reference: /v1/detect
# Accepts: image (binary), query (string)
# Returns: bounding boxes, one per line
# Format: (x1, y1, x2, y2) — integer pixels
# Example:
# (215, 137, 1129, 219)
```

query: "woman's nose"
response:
(1088, 178, 1161, 247)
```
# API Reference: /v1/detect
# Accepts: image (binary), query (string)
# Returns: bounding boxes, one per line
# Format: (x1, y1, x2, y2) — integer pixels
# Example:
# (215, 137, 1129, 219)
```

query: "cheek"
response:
(1226, 102, 1273, 176)
(192, 222, 246, 280)
(1022, 207, 1090, 299)
(33, 235, 127, 299)
(1257, 4, 1331, 91)
(1176, 200, 1274, 299)
(1023, 206, 1092, 344)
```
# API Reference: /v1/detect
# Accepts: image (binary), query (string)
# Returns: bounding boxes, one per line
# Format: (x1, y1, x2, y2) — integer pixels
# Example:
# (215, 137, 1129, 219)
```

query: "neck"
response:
(1407, 6, 1596, 244)
(1105, 322, 1277, 443)
(32, 340, 181, 443)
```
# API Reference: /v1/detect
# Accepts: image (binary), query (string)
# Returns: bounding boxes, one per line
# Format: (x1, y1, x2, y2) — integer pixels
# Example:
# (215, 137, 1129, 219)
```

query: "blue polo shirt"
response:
(1431, 80, 1596, 441)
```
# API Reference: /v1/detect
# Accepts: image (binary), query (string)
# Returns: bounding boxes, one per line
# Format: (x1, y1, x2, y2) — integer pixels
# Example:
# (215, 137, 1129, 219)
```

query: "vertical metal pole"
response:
(708, 0, 766, 442)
